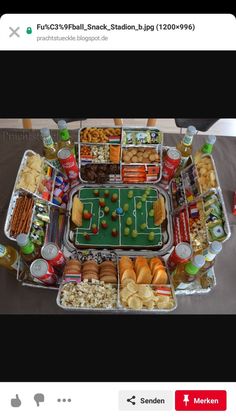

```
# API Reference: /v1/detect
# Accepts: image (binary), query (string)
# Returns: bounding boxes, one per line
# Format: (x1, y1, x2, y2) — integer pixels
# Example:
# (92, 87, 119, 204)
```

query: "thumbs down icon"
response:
(34, 393, 45, 406)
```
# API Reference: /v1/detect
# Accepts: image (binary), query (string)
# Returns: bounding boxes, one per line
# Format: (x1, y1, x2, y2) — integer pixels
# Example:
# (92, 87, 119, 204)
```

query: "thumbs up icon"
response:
(11, 394, 21, 407)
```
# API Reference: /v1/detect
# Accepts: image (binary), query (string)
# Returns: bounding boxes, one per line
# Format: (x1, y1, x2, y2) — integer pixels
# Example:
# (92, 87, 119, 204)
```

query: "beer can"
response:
(167, 242, 193, 271)
(41, 242, 66, 268)
(30, 259, 58, 285)
(58, 148, 79, 181)
(161, 149, 181, 185)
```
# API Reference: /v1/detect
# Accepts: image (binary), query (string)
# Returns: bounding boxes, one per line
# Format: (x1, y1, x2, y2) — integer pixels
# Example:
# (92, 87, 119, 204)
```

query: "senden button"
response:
(119, 391, 172, 411)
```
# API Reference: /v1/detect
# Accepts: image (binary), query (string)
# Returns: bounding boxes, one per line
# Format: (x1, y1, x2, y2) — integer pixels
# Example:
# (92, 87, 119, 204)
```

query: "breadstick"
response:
(11, 196, 26, 236)
(20, 198, 34, 233)
(10, 197, 22, 233)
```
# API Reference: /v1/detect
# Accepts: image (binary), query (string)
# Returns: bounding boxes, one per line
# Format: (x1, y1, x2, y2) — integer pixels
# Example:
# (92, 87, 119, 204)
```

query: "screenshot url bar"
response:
(0, 14, 236, 50)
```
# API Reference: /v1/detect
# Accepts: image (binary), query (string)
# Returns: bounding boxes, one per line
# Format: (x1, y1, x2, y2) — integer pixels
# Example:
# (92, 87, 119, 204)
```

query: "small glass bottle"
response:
(200, 241, 222, 274)
(40, 128, 60, 169)
(172, 255, 205, 289)
(0, 243, 19, 271)
(16, 234, 41, 264)
(194, 135, 217, 163)
(176, 125, 197, 172)
(57, 120, 75, 154)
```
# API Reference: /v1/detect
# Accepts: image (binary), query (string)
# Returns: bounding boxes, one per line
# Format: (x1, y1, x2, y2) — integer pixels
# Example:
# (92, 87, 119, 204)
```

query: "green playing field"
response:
(74, 187, 162, 248)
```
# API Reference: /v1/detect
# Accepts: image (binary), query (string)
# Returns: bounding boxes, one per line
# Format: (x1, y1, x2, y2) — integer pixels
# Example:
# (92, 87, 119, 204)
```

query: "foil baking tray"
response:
(56, 251, 177, 313)
(63, 183, 173, 255)
(78, 126, 163, 184)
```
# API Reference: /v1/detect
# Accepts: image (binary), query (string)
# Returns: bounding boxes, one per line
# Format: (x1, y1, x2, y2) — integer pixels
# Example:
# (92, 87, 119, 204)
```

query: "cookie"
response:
(82, 260, 99, 273)
(100, 275, 117, 283)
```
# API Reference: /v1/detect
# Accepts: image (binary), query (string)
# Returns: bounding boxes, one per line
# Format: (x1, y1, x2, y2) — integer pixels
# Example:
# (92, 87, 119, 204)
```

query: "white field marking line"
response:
(76, 202, 94, 233)
(134, 195, 160, 235)
(76, 197, 101, 235)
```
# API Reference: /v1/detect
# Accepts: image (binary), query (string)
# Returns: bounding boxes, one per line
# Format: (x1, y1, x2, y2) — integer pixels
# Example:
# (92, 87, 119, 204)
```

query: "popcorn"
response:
(60, 280, 117, 309)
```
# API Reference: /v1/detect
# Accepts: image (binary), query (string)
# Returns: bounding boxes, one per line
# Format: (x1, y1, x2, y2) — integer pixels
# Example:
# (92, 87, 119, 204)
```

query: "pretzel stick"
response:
(22, 199, 34, 233)
(10, 197, 22, 233)
(14, 196, 28, 235)
(11, 196, 26, 236)
(19, 198, 33, 234)
(24, 201, 34, 233)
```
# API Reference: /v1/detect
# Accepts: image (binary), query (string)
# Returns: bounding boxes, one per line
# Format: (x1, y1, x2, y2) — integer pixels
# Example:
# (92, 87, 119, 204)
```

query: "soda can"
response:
(30, 259, 58, 285)
(58, 148, 79, 181)
(167, 242, 193, 271)
(161, 149, 181, 185)
(41, 242, 66, 268)
(232, 191, 236, 215)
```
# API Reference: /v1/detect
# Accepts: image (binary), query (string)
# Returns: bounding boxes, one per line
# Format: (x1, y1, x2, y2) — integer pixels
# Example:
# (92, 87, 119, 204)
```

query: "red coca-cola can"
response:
(30, 259, 58, 285)
(161, 148, 181, 185)
(58, 148, 79, 181)
(41, 242, 66, 268)
(167, 242, 193, 271)
(232, 191, 236, 215)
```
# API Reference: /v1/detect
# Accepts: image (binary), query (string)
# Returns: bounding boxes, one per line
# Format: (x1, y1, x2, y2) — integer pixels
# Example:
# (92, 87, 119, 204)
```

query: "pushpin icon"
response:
(34, 393, 44, 406)
(26, 27, 32, 34)
(183, 394, 189, 406)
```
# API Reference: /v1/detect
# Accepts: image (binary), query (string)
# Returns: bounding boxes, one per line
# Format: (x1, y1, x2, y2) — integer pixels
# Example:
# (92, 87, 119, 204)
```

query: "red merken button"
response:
(175, 390, 227, 411)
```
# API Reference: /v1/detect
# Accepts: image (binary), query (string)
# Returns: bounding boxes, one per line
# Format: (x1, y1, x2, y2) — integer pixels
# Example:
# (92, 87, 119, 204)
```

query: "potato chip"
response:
(143, 300, 154, 310)
(128, 295, 143, 310)
(120, 287, 134, 301)
(157, 301, 174, 310)
(122, 278, 135, 287)
(138, 285, 153, 299)
(127, 281, 138, 293)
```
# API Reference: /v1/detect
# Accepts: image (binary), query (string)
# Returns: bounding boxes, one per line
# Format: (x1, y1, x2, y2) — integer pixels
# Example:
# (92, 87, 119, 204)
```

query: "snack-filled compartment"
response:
(170, 154, 219, 211)
(173, 206, 190, 246)
(173, 200, 208, 252)
(203, 189, 230, 243)
(118, 254, 176, 311)
(12, 149, 69, 209)
(65, 185, 173, 253)
(5, 192, 35, 240)
(78, 127, 163, 184)
(121, 145, 161, 183)
(58, 280, 118, 310)
(33, 160, 69, 208)
(80, 127, 122, 144)
(195, 155, 219, 193)
(122, 164, 161, 184)
(57, 250, 119, 310)
(188, 199, 208, 252)
(121, 128, 163, 184)
(122, 128, 163, 145)
(80, 163, 121, 184)
(181, 164, 201, 203)
(79, 140, 122, 183)
(122, 146, 160, 164)
(15, 207, 68, 289)
(16, 150, 44, 194)
(80, 144, 121, 164)
(170, 174, 186, 210)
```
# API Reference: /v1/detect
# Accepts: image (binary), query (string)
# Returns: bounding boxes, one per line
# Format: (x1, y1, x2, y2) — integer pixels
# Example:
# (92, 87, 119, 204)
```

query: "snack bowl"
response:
(117, 253, 177, 313)
(118, 282, 176, 312)
(57, 279, 119, 311)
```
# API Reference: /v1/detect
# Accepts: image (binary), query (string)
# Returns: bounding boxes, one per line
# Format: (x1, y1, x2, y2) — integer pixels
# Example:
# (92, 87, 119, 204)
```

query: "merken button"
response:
(175, 390, 227, 411)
